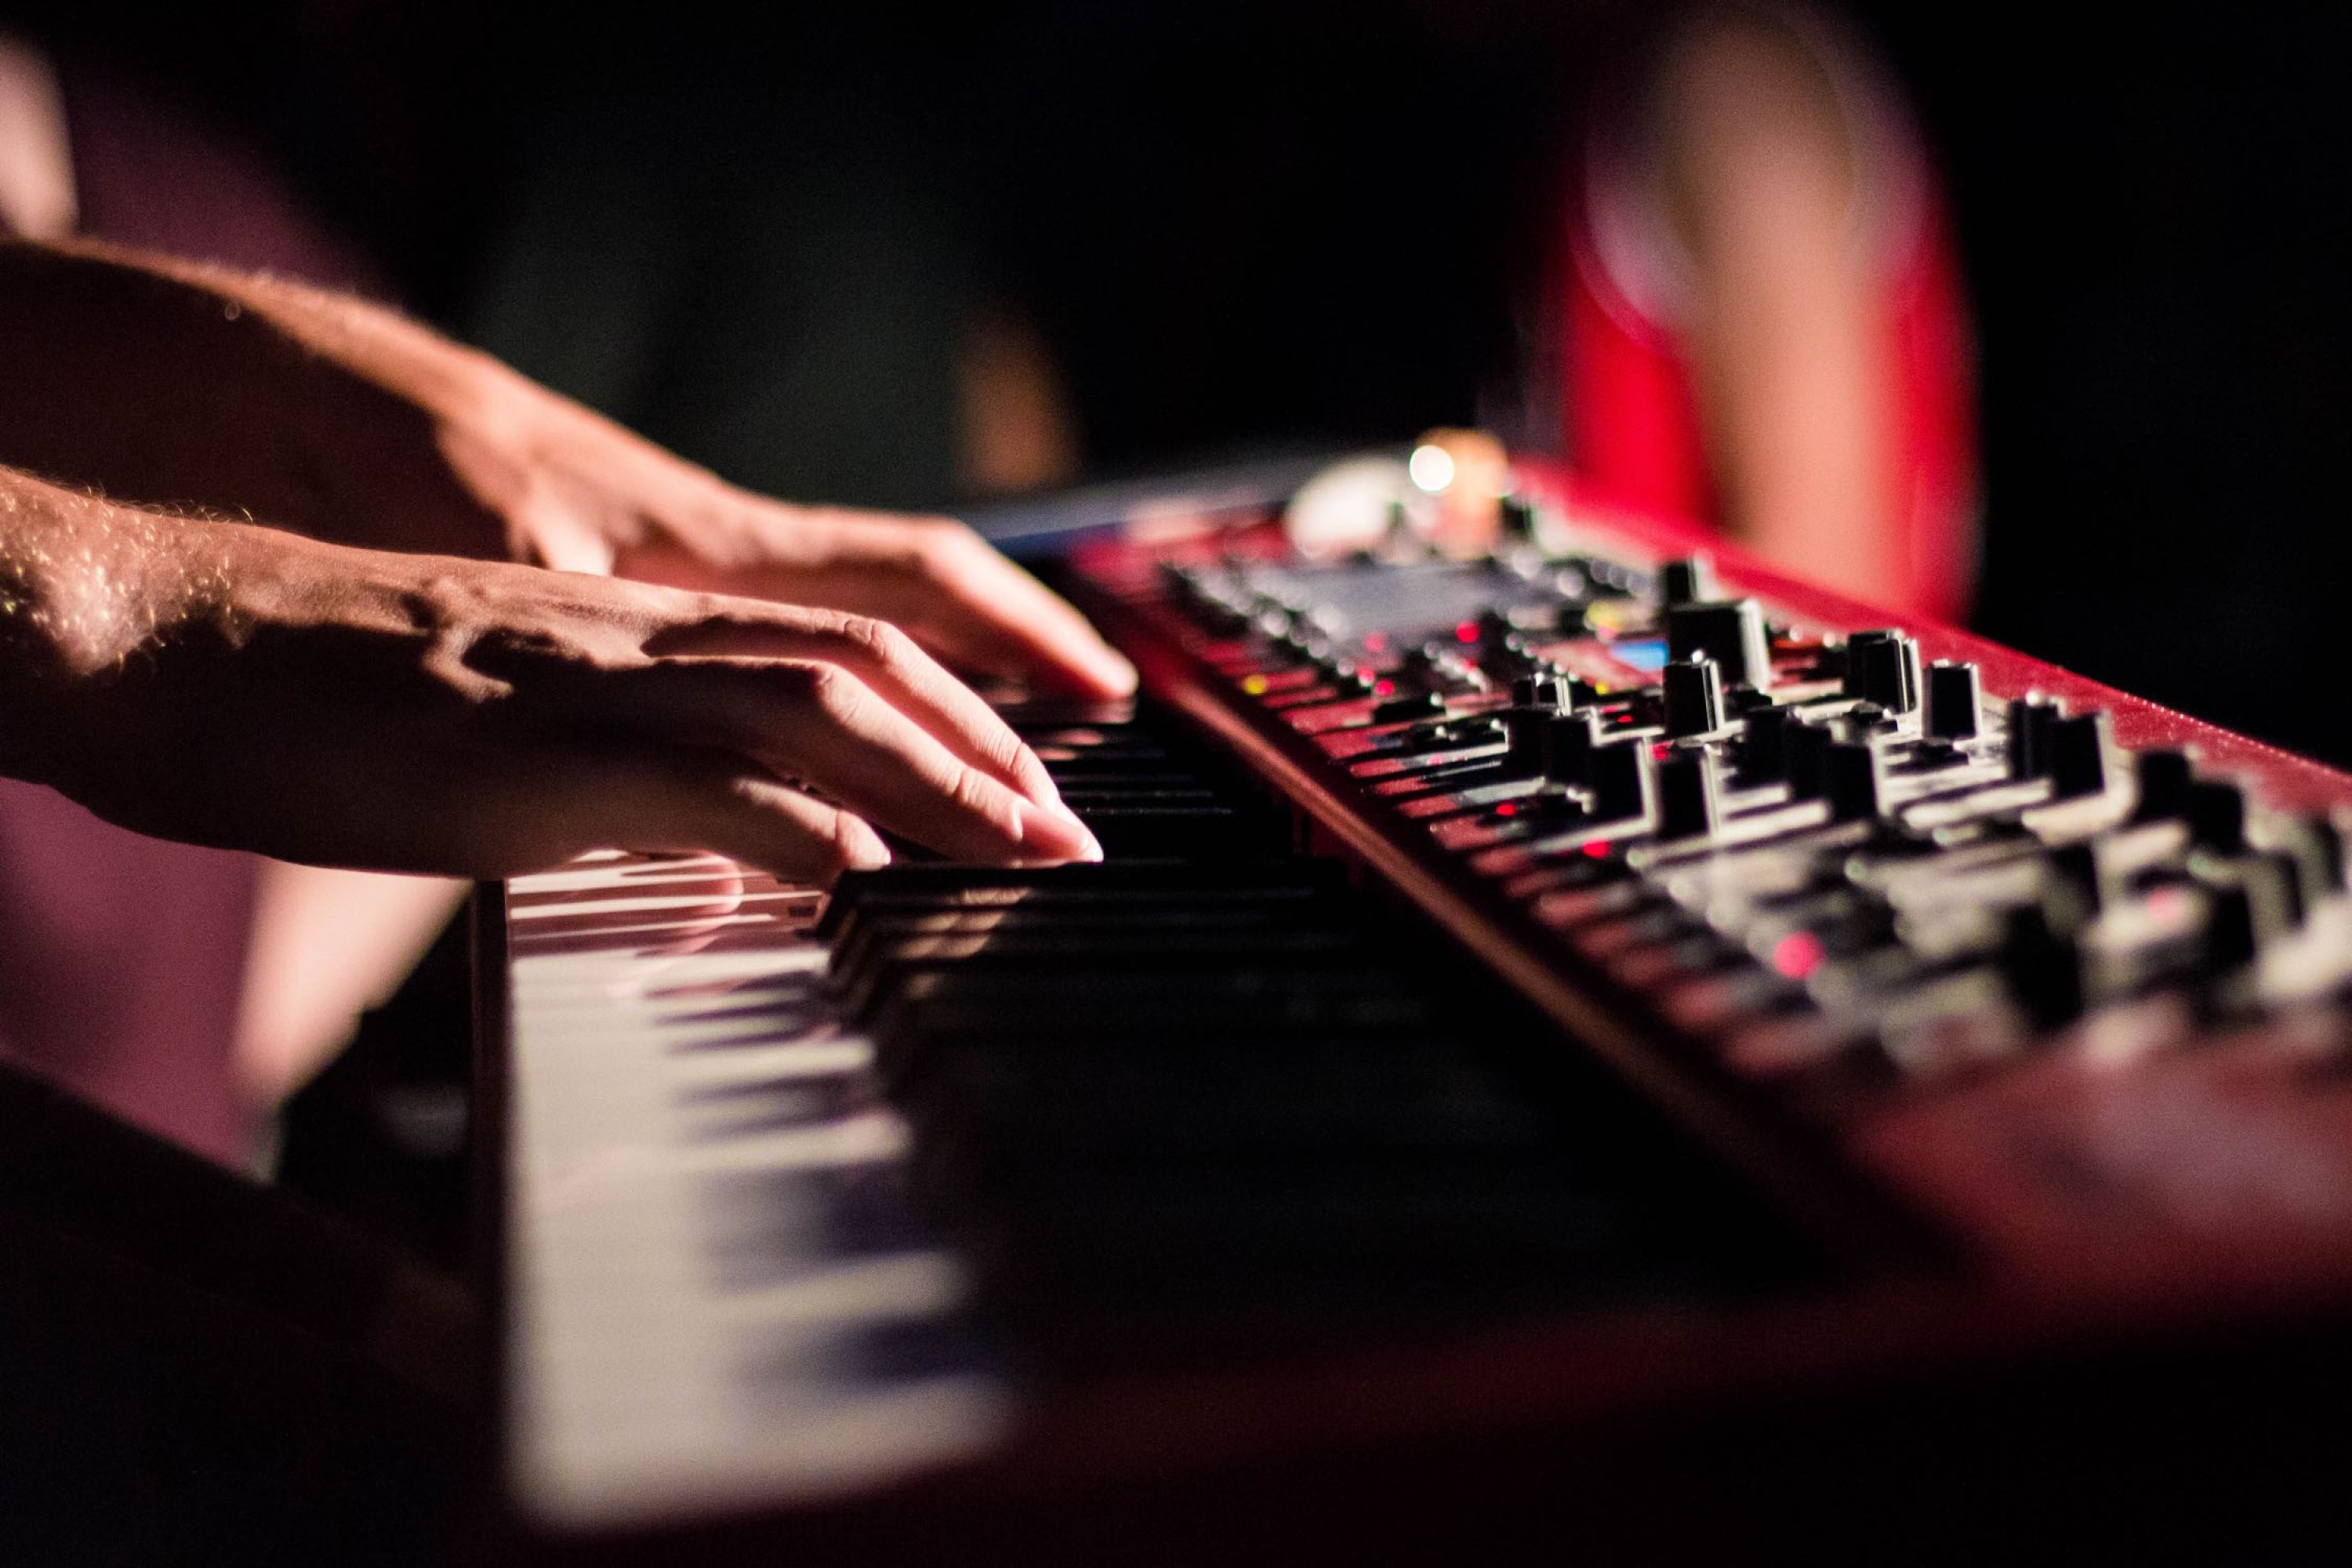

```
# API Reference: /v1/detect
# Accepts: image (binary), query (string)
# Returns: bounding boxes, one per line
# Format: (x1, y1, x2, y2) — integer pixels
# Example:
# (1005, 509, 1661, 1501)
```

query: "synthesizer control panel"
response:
(492, 459, 2352, 1552)
(1065, 475, 2352, 1308)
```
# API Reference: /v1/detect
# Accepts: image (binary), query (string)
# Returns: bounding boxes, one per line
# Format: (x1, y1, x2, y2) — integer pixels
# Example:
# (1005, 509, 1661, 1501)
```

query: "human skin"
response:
(0, 239, 1137, 699)
(1657, 8, 1910, 608)
(0, 470, 1100, 882)
(0, 239, 1135, 1113)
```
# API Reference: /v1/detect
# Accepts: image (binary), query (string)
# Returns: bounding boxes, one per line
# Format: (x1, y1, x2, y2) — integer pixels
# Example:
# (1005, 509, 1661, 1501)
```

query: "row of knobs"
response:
(1181, 551, 2266, 851)
(1181, 553, 2345, 1015)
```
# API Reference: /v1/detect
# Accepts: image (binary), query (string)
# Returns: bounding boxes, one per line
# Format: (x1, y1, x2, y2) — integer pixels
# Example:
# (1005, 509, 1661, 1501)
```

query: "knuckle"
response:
(907, 516, 978, 571)
(800, 662, 867, 727)
(811, 806, 884, 879)
(826, 807, 875, 861)
(832, 612, 904, 665)
(949, 761, 1007, 823)
(1007, 738, 1057, 788)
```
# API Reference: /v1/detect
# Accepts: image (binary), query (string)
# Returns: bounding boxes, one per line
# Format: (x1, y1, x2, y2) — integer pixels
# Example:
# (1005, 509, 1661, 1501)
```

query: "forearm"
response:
(1655, 11, 1907, 607)
(0, 240, 514, 557)
(0, 466, 194, 784)
(0, 241, 1135, 697)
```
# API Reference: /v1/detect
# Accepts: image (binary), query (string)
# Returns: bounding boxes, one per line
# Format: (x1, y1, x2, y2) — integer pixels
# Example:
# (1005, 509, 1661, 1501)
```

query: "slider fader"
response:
(1069, 488, 2352, 1295)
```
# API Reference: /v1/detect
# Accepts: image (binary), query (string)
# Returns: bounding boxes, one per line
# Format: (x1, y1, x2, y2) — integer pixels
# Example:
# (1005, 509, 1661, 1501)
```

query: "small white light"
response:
(1407, 443, 1457, 493)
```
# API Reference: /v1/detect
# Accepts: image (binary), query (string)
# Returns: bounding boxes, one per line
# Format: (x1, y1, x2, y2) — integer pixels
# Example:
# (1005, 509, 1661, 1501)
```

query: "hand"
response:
(0, 480, 1099, 883)
(440, 382, 1141, 698)
(0, 241, 1137, 700)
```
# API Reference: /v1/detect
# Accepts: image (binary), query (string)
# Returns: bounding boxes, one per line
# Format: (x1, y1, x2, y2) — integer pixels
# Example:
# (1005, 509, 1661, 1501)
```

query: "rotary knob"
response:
(1585, 736, 1658, 823)
(1655, 749, 1724, 841)
(1661, 655, 1728, 739)
(1843, 630, 1922, 714)
(1657, 555, 1716, 608)
(1664, 598, 1774, 691)
(1925, 660, 1983, 742)
(1823, 740, 1887, 822)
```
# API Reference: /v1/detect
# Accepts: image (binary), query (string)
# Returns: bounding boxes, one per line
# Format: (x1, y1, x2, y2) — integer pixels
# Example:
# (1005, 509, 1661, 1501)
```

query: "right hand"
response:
(1, 488, 1099, 883)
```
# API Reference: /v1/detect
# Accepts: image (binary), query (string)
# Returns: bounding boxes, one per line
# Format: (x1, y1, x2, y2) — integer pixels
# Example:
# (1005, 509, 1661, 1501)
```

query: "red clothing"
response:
(1560, 29, 1979, 624)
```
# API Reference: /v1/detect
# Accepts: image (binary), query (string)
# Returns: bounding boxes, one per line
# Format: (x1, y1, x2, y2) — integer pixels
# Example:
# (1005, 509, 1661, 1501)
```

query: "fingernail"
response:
(1017, 798, 1103, 862)
(1093, 648, 1140, 697)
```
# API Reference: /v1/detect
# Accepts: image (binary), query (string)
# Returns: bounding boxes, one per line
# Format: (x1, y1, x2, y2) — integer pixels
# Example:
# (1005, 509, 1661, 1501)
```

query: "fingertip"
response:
(1062, 641, 1137, 699)
(1016, 798, 1104, 863)
(833, 812, 895, 875)
(1093, 648, 1140, 698)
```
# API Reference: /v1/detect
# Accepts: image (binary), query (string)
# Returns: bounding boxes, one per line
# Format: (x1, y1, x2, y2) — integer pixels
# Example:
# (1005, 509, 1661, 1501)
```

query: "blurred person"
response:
(458, 4, 1969, 614)
(1563, 2, 1976, 619)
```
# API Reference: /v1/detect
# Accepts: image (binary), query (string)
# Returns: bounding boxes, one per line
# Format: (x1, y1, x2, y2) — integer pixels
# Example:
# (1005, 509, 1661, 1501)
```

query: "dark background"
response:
(8, 2, 2349, 760)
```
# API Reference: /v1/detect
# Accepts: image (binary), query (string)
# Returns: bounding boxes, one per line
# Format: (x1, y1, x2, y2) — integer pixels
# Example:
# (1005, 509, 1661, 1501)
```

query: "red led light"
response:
(1495, 801, 1519, 818)
(1373, 679, 1397, 696)
(1771, 931, 1826, 980)
(1455, 621, 1481, 644)
(1581, 840, 1611, 859)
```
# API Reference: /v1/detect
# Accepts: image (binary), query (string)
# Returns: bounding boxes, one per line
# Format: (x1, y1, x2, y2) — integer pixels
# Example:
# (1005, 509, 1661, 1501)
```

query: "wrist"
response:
(0, 481, 188, 783)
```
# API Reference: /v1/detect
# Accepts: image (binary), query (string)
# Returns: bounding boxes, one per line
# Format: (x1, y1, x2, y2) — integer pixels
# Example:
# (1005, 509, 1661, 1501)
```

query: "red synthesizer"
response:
(484, 458, 2352, 1560)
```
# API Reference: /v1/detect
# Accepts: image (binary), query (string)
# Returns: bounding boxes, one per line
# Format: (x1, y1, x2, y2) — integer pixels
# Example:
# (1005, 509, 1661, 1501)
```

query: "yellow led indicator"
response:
(1241, 674, 1270, 695)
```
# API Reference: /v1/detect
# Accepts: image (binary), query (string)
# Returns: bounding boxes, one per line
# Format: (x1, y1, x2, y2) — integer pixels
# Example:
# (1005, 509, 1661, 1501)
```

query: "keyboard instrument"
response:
(485, 459, 2352, 1558)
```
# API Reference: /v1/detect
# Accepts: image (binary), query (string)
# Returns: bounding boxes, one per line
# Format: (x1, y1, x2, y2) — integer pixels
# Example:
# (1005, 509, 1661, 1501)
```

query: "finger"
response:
(619, 518, 1138, 698)
(572, 746, 893, 885)
(638, 605, 1068, 811)
(602, 659, 1103, 865)
(891, 529, 1139, 698)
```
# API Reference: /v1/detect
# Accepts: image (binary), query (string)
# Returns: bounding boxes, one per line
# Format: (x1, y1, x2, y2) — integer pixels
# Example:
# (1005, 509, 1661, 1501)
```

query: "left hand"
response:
(441, 381, 1138, 698)
(0, 241, 1138, 701)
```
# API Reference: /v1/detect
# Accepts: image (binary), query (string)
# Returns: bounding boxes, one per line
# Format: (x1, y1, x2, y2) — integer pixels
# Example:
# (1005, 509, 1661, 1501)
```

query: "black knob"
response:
(2007, 695, 2063, 781)
(2045, 712, 2114, 800)
(1999, 896, 2088, 1027)
(1658, 555, 1715, 607)
(1655, 749, 1723, 841)
(1511, 673, 1568, 711)
(1737, 703, 1795, 786)
(1373, 691, 1446, 725)
(1502, 695, 1570, 773)
(2131, 748, 2195, 822)
(1664, 599, 1774, 691)
(1785, 718, 1834, 801)
(1661, 656, 1727, 738)
(1823, 740, 1887, 822)
(1586, 736, 1658, 823)
(1844, 630, 1922, 714)
(1925, 660, 1982, 741)
(2250, 812, 2347, 917)
(1541, 710, 1606, 785)
(2186, 779, 2247, 853)
(2042, 840, 2116, 916)
(2198, 856, 2300, 971)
